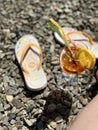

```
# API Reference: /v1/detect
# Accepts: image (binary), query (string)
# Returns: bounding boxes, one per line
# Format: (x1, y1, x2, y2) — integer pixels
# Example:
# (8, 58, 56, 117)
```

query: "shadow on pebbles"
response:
(34, 89, 72, 130)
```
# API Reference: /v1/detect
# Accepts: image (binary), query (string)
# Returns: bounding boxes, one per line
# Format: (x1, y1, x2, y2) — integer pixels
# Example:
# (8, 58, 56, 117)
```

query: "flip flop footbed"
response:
(15, 35, 47, 91)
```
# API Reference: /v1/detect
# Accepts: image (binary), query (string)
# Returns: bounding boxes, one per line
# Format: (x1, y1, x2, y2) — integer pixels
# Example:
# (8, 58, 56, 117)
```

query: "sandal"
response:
(15, 35, 47, 91)
(54, 27, 98, 58)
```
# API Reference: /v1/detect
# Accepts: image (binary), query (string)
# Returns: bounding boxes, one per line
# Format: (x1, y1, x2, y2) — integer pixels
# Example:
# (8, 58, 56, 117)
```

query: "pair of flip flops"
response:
(15, 28, 98, 91)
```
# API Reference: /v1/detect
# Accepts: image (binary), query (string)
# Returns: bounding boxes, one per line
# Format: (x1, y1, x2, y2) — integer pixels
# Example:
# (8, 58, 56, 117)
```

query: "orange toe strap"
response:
(20, 43, 42, 74)
(66, 30, 95, 45)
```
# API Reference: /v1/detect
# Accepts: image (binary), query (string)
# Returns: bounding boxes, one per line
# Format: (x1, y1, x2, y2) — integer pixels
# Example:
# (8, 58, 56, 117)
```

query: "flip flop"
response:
(15, 35, 47, 91)
(54, 27, 98, 58)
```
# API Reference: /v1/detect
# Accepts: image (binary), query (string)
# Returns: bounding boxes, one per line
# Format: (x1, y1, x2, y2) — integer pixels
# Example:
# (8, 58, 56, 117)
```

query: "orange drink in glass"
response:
(49, 18, 96, 85)
(60, 42, 87, 75)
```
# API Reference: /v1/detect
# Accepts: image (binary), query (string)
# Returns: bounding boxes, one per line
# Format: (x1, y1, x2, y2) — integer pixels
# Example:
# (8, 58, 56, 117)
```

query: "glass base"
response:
(62, 72, 78, 86)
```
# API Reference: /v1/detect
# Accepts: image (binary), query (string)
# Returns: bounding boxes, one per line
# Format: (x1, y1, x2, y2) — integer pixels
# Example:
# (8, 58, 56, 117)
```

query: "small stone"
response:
(15, 121, 23, 128)
(0, 53, 5, 59)
(12, 127, 17, 130)
(77, 102, 83, 109)
(3, 29, 10, 39)
(0, 126, 4, 130)
(30, 118, 36, 124)
(12, 99, 24, 109)
(55, 116, 63, 123)
(47, 124, 54, 130)
(37, 99, 46, 106)
(51, 60, 59, 65)
(22, 126, 29, 130)
(47, 103, 56, 113)
(0, 103, 4, 112)
(10, 33, 16, 38)
(24, 118, 32, 126)
(4, 104, 11, 110)
(82, 98, 88, 106)
(36, 120, 44, 130)
(17, 110, 27, 116)
(6, 95, 13, 102)
(57, 123, 63, 130)
(43, 91, 50, 98)
(10, 119, 16, 124)
(49, 121, 57, 129)
(33, 109, 42, 117)
(3, 76, 10, 83)
(0, 85, 4, 93)
(73, 108, 79, 115)
(8, 113, 16, 122)
(0, 112, 4, 120)
(11, 107, 17, 113)
(50, 44, 55, 53)
(56, 103, 70, 116)
(1, 116, 9, 125)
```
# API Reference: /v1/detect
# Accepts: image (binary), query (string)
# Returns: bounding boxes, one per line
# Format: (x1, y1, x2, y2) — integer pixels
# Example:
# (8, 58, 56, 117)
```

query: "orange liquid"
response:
(60, 43, 87, 75)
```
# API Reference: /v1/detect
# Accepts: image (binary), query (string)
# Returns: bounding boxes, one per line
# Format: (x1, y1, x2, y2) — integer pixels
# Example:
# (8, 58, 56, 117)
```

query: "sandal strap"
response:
(66, 30, 95, 45)
(20, 43, 42, 74)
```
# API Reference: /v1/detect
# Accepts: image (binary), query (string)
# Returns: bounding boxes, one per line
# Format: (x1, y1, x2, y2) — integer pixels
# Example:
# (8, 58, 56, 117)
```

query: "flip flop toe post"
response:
(15, 35, 47, 91)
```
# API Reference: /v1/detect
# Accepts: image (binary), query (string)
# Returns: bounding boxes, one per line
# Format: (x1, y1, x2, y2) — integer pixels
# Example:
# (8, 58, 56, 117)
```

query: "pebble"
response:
(82, 98, 88, 106)
(10, 119, 16, 124)
(55, 116, 63, 123)
(49, 121, 57, 129)
(12, 127, 17, 130)
(36, 120, 44, 130)
(0, 103, 4, 112)
(4, 104, 11, 110)
(33, 109, 42, 117)
(0, 126, 4, 130)
(8, 113, 16, 122)
(17, 110, 27, 116)
(77, 102, 83, 109)
(47, 103, 56, 113)
(24, 118, 32, 126)
(50, 44, 55, 53)
(2, 29, 10, 39)
(12, 99, 24, 109)
(6, 95, 13, 102)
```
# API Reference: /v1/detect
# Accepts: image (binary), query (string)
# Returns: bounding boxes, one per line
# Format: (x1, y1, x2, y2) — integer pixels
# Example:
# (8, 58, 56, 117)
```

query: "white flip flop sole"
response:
(54, 27, 98, 59)
(15, 35, 47, 91)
